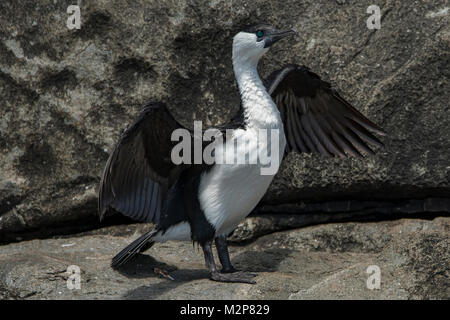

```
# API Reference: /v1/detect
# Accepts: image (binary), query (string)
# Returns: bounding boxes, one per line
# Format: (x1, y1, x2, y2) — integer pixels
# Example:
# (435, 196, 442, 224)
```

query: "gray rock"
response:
(0, 1, 449, 237)
(229, 197, 450, 242)
(0, 217, 448, 299)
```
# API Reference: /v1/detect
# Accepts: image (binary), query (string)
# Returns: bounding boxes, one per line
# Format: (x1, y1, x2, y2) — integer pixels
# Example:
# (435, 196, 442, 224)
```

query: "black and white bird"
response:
(99, 24, 385, 283)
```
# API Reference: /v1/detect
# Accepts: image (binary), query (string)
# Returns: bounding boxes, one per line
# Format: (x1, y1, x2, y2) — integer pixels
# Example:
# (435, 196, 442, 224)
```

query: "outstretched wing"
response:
(266, 64, 386, 157)
(99, 102, 188, 223)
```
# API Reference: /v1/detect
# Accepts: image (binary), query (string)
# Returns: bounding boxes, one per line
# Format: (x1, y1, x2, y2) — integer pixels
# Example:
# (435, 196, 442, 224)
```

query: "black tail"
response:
(111, 229, 158, 268)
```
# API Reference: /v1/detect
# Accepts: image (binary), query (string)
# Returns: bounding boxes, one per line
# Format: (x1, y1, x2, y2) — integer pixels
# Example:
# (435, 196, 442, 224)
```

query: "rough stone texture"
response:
(0, 217, 448, 300)
(0, 1, 449, 238)
(229, 197, 450, 242)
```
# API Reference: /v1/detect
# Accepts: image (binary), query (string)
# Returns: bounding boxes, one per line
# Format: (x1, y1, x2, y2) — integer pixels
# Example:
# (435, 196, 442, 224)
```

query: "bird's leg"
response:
(214, 235, 237, 273)
(215, 235, 257, 279)
(202, 241, 218, 273)
(201, 240, 256, 284)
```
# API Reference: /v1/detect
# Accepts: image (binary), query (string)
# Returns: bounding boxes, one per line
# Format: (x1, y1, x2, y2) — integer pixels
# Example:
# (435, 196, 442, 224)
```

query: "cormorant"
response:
(99, 23, 385, 283)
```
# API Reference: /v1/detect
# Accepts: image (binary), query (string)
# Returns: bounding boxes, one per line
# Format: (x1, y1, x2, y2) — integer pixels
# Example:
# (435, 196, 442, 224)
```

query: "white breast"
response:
(198, 126, 286, 237)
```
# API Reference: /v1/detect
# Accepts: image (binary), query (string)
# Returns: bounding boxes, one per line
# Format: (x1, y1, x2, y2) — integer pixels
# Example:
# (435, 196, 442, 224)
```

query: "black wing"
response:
(266, 64, 386, 157)
(99, 102, 188, 223)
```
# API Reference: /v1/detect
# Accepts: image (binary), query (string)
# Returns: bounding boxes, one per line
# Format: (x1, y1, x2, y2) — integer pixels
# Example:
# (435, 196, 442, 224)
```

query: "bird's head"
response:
(232, 23, 296, 65)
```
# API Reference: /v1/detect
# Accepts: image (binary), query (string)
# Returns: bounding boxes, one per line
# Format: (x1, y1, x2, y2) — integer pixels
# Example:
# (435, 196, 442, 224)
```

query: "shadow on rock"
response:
(116, 253, 209, 299)
(231, 248, 294, 272)
(114, 254, 178, 279)
(122, 268, 209, 299)
(119, 248, 293, 299)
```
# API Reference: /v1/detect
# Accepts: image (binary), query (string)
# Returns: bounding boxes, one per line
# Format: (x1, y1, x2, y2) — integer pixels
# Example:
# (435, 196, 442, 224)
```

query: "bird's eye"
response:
(256, 30, 264, 37)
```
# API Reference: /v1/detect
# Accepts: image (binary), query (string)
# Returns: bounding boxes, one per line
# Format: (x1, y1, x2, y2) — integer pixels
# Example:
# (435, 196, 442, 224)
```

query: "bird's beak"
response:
(264, 29, 297, 48)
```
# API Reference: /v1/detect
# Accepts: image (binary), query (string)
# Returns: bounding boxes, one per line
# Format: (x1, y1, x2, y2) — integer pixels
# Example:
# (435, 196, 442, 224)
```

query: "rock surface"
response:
(0, 2, 449, 238)
(0, 217, 448, 300)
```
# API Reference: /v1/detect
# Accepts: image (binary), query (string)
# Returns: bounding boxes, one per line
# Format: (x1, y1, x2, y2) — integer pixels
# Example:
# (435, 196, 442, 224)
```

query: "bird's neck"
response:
(233, 58, 282, 129)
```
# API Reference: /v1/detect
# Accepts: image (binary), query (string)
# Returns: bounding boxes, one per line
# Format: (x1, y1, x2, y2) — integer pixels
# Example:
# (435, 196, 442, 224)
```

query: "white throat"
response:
(232, 49, 282, 129)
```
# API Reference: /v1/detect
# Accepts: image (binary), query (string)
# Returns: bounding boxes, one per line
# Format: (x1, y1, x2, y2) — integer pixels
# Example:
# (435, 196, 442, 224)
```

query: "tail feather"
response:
(111, 229, 158, 268)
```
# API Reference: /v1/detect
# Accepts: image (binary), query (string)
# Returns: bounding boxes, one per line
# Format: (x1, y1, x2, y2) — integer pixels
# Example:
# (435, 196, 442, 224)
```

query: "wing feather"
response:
(295, 106, 316, 152)
(98, 102, 187, 223)
(285, 98, 301, 152)
(266, 64, 385, 157)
